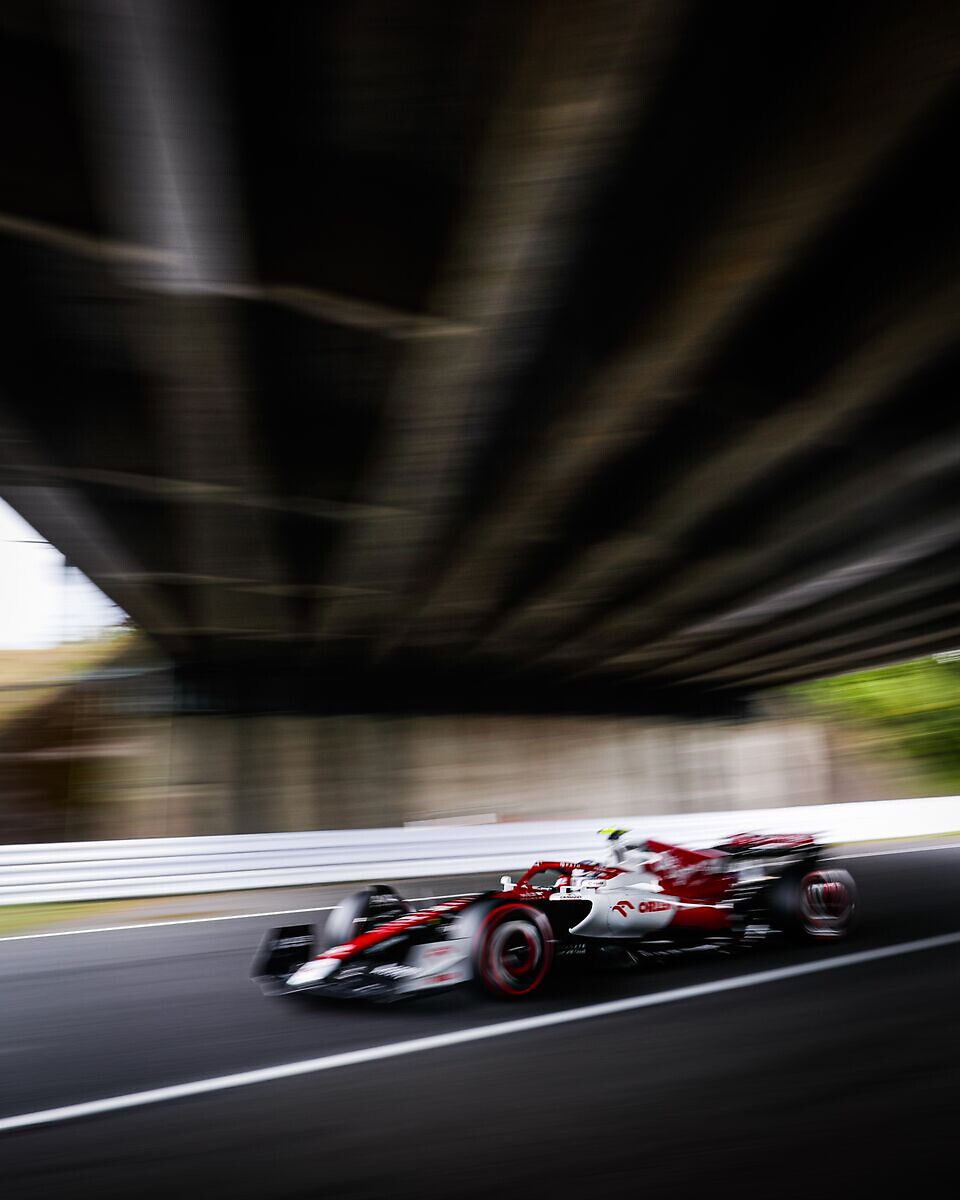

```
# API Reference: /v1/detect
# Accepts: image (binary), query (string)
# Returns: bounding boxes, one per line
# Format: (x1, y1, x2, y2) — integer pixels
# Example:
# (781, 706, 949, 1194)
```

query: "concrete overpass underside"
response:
(2, 1, 960, 716)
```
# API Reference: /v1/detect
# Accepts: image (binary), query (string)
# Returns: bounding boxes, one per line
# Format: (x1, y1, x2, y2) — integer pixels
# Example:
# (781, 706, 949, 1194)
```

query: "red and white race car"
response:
(253, 828, 857, 1001)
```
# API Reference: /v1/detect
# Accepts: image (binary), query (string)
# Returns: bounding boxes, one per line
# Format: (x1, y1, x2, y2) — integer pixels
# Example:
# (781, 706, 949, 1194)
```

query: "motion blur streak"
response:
(0, 892, 479, 942)
(4, 927, 960, 1135)
(3, 839, 960, 943)
(3, 1, 960, 1191)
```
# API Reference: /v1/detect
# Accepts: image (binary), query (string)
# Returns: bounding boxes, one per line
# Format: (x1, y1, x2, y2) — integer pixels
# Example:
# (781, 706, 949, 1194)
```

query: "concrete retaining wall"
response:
(105, 713, 840, 838)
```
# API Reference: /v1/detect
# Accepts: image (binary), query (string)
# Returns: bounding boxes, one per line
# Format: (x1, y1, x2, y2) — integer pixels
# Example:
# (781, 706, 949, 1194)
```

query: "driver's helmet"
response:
(598, 827, 657, 868)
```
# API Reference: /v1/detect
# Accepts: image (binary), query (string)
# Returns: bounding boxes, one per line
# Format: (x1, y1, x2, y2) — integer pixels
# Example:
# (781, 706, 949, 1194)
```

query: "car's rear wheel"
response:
(772, 867, 857, 941)
(473, 904, 554, 998)
(798, 869, 857, 938)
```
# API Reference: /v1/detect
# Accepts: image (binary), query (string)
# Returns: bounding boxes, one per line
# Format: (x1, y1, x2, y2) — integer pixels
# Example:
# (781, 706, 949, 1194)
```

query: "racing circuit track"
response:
(1, 844, 958, 1197)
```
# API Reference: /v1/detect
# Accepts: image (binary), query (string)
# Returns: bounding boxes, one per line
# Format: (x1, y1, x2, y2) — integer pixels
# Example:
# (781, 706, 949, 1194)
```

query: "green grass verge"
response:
(0, 898, 216, 936)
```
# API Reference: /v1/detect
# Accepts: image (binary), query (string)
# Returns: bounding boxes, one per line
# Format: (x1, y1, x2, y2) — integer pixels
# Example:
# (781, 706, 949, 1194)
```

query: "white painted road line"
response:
(0, 894, 479, 943)
(2, 928, 959, 1134)
(1, 839, 958, 944)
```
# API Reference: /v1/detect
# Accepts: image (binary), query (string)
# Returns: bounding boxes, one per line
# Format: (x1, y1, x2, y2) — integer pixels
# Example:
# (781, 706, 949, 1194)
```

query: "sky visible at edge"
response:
(0, 499, 122, 648)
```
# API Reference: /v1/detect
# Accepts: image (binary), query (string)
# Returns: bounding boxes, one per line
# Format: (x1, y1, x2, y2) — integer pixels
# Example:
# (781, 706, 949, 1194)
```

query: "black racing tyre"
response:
(323, 884, 408, 947)
(770, 867, 858, 941)
(472, 903, 555, 998)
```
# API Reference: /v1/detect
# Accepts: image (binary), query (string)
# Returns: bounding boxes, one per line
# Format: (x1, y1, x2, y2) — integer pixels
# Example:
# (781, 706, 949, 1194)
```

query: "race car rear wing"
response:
(713, 833, 822, 858)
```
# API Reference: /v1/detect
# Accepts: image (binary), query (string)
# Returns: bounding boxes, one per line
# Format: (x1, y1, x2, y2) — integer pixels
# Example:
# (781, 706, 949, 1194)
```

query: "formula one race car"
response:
(252, 828, 857, 1002)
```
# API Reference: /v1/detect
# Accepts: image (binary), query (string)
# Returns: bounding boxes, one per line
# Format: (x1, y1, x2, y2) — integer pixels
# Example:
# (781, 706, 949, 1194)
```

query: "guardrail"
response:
(1, 795, 958, 906)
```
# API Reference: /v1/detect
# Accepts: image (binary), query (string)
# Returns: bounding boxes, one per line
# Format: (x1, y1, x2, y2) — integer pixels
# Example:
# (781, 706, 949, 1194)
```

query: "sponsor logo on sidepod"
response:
(611, 900, 671, 918)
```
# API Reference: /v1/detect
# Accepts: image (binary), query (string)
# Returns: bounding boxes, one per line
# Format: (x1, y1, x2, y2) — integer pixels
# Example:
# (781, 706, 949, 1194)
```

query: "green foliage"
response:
(792, 657, 960, 791)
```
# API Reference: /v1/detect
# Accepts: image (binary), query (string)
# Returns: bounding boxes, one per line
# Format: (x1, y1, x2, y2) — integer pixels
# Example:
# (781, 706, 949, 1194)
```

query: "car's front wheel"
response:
(473, 904, 555, 998)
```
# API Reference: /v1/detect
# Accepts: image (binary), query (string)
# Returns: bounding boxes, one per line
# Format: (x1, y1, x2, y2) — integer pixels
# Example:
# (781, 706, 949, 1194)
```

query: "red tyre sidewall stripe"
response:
(477, 903, 554, 997)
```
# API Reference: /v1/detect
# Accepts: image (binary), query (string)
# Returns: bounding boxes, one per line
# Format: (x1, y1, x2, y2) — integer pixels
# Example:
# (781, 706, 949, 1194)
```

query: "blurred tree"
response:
(793, 656, 960, 793)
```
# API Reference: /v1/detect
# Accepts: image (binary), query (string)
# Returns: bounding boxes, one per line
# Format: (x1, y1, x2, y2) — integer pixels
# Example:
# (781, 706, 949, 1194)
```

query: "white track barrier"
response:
(1, 796, 959, 906)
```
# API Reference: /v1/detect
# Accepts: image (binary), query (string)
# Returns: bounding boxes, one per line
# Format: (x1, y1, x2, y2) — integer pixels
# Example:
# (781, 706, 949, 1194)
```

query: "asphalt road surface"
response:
(1, 844, 958, 1198)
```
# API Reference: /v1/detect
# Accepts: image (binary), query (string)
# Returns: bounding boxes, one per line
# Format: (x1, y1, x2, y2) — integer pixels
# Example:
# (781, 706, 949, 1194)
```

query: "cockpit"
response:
(508, 861, 625, 896)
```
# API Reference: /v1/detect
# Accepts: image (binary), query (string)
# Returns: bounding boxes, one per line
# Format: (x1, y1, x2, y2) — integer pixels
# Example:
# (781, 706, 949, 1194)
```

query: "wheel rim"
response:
(800, 873, 853, 938)
(487, 920, 542, 989)
(477, 906, 555, 996)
